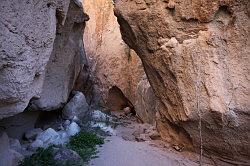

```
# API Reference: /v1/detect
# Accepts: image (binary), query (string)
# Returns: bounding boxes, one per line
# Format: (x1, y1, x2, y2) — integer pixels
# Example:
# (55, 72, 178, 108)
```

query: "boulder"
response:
(0, 132, 12, 166)
(29, 140, 44, 150)
(9, 138, 21, 152)
(10, 149, 24, 166)
(0, 0, 71, 118)
(25, 128, 43, 141)
(53, 147, 84, 165)
(91, 110, 110, 122)
(0, 0, 90, 119)
(36, 128, 59, 147)
(62, 91, 89, 120)
(115, 0, 250, 161)
(66, 122, 81, 136)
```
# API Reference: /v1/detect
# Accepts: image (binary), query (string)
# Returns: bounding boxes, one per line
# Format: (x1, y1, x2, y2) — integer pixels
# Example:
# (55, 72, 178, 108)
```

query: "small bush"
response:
(19, 146, 57, 166)
(67, 131, 104, 162)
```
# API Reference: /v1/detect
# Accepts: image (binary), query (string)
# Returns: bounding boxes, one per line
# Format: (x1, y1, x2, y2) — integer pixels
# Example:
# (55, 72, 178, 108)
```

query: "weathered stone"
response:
(135, 78, 156, 124)
(0, 132, 12, 166)
(36, 128, 59, 146)
(115, 0, 250, 161)
(0, 0, 90, 119)
(29, 140, 44, 150)
(10, 149, 24, 166)
(83, 0, 156, 121)
(53, 147, 84, 166)
(25, 128, 43, 141)
(66, 122, 81, 136)
(0, 0, 70, 118)
(62, 91, 89, 120)
(30, 1, 90, 112)
(9, 138, 21, 152)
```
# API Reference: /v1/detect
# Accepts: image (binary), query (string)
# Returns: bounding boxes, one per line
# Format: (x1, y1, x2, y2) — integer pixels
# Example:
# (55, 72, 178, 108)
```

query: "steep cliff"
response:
(115, 0, 250, 161)
(83, 0, 156, 123)
(0, 0, 89, 118)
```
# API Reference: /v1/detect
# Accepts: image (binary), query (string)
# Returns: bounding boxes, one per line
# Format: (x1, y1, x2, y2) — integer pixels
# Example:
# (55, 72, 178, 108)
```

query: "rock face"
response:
(83, 0, 156, 123)
(0, 0, 89, 118)
(115, 0, 250, 161)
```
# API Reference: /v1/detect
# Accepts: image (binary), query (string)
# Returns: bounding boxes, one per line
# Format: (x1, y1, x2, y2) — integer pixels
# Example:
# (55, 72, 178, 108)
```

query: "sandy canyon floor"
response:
(90, 112, 214, 166)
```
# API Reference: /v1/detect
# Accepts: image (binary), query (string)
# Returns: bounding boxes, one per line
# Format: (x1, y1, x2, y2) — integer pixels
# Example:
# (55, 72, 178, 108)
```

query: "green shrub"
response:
(19, 146, 57, 166)
(67, 131, 104, 162)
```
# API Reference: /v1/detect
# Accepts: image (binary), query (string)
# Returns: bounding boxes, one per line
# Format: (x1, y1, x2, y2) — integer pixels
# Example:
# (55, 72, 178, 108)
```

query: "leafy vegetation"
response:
(19, 146, 57, 166)
(19, 131, 104, 166)
(67, 131, 104, 162)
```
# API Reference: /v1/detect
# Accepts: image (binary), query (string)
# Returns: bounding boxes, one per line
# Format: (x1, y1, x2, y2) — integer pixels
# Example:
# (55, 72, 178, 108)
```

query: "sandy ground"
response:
(89, 113, 214, 166)
(90, 136, 198, 166)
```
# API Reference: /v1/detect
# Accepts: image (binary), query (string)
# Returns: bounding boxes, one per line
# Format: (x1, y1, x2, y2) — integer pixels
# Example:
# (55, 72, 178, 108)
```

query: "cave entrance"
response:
(106, 86, 135, 114)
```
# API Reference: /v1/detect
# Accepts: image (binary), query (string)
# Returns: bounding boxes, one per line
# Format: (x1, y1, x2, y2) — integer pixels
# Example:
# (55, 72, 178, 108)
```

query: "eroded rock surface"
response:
(0, 0, 89, 118)
(83, 0, 156, 123)
(115, 0, 250, 161)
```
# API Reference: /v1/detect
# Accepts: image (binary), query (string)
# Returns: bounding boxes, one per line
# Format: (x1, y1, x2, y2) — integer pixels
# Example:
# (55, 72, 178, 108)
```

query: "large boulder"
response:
(0, 0, 69, 118)
(115, 0, 250, 162)
(53, 147, 84, 166)
(62, 91, 89, 120)
(0, 0, 89, 119)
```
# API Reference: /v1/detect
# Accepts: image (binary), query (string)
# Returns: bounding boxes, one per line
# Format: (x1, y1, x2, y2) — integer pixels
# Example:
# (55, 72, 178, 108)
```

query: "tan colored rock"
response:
(83, 0, 156, 122)
(115, 0, 250, 161)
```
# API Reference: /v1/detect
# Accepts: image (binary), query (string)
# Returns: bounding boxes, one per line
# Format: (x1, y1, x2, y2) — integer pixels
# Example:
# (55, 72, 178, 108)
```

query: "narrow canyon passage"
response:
(0, 0, 249, 166)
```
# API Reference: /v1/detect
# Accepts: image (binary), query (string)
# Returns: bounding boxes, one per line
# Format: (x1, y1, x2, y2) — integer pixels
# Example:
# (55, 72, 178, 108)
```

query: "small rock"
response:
(66, 122, 81, 136)
(36, 128, 59, 146)
(123, 107, 131, 115)
(25, 128, 43, 141)
(62, 91, 89, 120)
(73, 0, 82, 8)
(10, 149, 24, 166)
(30, 140, 43, 150)
(54, 131, 70, 145)
(63, 120, 71, 128)
(0, 132, 12, 166)
(135, 134, 149, 142)
(9, 138, 21, 152)
(149, 131, 161, 140)
(173, 145, 181, 151)
(91, 110, 109, 122)
(53, 147, 84, 165)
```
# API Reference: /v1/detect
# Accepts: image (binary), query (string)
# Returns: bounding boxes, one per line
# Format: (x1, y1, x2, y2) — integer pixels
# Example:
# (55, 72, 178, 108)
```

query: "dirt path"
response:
(90, 135, 197, 166)
(89, 113, 212, 166)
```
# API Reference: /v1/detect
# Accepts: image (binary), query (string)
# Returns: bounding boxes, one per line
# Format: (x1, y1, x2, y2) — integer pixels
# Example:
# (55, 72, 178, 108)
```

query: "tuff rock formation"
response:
(0, 0, 89, 118)
(83, 0, 156, 123)
(115, 0, 250, 161)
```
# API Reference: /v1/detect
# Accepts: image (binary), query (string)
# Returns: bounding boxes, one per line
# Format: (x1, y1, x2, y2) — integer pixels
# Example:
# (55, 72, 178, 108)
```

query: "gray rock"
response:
(66, 122, 81, 136)
(0, 132, 12, 166)
(30, 3, 90, 112)
(62, 91, 89, 120)
(25, 128, 43, 141)
(10, 149, 24, 166)
(63, 120, 71, 128)
(9, 138, 21, 152)
(0, 0, 71, 119)
(53, 147, 84, 165)
(36, 128, 59, 146)
(0, 0, 90, 119)
(29, 140, 43, 150)
(91, 110, 110, 122)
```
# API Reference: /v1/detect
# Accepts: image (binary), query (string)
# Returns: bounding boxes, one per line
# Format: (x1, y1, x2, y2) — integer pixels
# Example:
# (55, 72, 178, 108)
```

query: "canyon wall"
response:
(0, 0, 89, 118)
(83, 0, 156, 123)
(115, 0, 250, 161)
